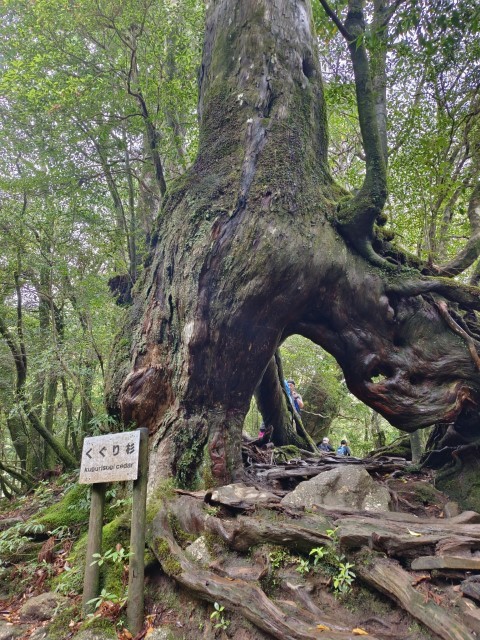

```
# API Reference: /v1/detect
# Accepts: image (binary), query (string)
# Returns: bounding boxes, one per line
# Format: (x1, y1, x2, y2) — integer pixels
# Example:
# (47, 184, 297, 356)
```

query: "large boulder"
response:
(280, 465, 391, 512)
(0, 622, 28, 640)
(18, 592, 68, 622)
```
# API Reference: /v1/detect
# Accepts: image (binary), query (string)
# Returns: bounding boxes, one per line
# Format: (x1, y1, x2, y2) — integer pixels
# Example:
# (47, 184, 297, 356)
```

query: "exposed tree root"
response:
(355, 556, 475, 640)
(168, 495, 332, 553)
(148, 491, 480, 640)
(150, 503, 378, 640)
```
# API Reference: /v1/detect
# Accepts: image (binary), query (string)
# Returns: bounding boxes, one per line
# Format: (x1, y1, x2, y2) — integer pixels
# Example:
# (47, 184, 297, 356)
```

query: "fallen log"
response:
(355, 554, 476, 640)
(461, 576, 480, 605)
(168, 495, 333, 553)
(254, 458, 408, 483)
(337, 514, 480, 558)
(313, 504, 480, 525)
(147, 492, 480, 638)
(453, 595, 480, 634)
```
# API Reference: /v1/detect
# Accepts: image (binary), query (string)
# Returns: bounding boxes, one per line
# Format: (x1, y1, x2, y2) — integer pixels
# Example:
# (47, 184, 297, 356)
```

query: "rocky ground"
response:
(1, 452, 480, 640)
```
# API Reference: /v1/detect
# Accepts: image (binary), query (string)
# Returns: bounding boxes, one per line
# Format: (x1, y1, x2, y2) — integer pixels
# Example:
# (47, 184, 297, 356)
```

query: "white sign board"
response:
(79, 431, 141, 484)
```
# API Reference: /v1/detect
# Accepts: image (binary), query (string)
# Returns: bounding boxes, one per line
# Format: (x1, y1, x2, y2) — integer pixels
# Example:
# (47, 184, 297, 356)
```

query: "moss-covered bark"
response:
(108, 0, 480, 490)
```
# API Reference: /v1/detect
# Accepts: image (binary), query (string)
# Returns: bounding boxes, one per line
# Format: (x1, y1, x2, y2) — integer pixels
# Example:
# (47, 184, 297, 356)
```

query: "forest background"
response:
(0, 0, 479, 482)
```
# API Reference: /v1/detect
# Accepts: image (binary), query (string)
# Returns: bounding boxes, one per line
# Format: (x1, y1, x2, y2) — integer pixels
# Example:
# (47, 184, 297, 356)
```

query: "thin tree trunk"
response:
(410, 429, 423, 464)
(255, 352, 314, 449)
(370, 411, 385, 449)
(43, 373, 58, 470)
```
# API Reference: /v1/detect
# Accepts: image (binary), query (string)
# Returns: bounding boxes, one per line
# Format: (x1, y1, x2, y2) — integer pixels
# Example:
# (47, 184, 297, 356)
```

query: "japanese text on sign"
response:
(79, 431, 141, 484)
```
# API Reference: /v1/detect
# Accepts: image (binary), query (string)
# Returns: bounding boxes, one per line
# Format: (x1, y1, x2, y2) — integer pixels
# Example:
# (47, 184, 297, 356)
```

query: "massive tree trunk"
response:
(107, 0, 480, 490)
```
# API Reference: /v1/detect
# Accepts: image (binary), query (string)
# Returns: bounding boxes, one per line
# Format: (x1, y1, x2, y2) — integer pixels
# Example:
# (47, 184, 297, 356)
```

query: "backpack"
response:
(337, 445, 347, 455)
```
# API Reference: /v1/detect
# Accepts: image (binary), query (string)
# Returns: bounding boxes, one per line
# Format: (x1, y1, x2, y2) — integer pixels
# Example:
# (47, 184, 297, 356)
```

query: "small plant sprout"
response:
(210, 602, 230, 631)
(333, 561, 356, 595)
(295, 558, 311, 575)
(309, 546, 326, 566)
(268, 548, 289, 570)
(325, 528, 339, 543)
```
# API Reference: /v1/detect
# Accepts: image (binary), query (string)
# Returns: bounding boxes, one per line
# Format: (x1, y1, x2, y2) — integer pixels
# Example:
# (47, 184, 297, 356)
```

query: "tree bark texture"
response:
(108, 0, 480, 489)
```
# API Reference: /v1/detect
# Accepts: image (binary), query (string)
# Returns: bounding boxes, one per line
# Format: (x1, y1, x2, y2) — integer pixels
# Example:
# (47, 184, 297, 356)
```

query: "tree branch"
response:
(321, 0, 388, 266)
(0, 460, 34, 488)
(432, 298, 480, 370)
(385, 276, 480, 313)
(317, 0, 352, 40)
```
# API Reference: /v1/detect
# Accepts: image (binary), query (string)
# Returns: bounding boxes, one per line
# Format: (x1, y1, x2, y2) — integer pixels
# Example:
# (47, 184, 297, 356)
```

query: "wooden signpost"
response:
(80, 428, 149, 636)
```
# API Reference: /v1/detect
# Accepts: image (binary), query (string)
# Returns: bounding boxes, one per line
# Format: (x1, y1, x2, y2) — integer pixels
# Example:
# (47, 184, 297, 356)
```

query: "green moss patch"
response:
(78, 614, 117, 638)
(152, 537, 182, 576)
(34, 484, 91, 531)
(45, 603, 80, 640)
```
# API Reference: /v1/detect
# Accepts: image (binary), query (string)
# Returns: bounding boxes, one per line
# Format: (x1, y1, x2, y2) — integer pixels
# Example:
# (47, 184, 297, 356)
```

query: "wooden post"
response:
(127, 427, 149, 636)
(82, 482, 106, 615)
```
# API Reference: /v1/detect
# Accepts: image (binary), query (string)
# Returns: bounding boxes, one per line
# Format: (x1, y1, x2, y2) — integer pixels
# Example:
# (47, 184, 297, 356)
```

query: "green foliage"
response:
(326, 528, 339, 543)
(0, 521, 45, 561)
(309, 546, 326, 565)
(99, 517, 131, 596)
(90, 545, 132, 567)
(295, 558, 311, 575)
(267, 540, 355, 594)
(210, 602, 230, 631)
(0, 0, 205, 476)
(244, 335, 402, 456)
(333, 560, 356, 595)
(0, 0, 478, 483)
(319, 529, 357, 596)
(268, 548, 290, 570)
(86, 587, 128, 610)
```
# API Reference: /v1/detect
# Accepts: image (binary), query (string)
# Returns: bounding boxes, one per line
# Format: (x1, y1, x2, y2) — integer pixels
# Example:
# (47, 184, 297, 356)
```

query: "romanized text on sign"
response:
(79, 431, 141, 484)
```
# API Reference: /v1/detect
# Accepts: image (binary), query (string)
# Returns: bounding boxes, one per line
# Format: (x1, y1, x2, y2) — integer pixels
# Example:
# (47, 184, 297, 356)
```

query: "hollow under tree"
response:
(106, 0, 480, 491)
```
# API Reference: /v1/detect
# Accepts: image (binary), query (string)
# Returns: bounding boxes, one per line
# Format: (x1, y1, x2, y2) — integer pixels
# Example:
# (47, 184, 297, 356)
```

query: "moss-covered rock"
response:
(99, 516, 130, 596)
(75, 615, 116, 640)
(151, 538, 182, 576)
(41, 603, 80, 640)
(435, 454, 480, 512)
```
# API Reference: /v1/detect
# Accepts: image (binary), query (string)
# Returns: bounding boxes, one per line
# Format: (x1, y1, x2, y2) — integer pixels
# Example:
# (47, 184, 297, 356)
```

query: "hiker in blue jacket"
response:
(285, 379, 304, 413)
(337, 439, 351, 456)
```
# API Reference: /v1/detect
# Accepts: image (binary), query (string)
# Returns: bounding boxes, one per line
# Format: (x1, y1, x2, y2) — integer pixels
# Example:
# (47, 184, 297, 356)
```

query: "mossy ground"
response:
(34, 483, 91, 531)
(45, 603, 81, 640)
(78, 614, 117, 638)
